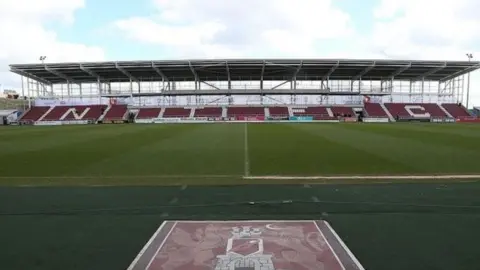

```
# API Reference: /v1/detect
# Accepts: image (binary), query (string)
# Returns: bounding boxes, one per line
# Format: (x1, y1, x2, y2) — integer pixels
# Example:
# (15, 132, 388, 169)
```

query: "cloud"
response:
(0, 0, 105, 89)
(113, 0, 353, 58)
(371, 0, 480, 106)
(111, 0, 480, 105)
(371, 0, 480, 60)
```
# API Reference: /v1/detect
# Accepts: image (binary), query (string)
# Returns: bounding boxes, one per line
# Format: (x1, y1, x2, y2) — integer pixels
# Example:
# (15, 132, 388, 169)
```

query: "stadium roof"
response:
(10, 58, 480, 85)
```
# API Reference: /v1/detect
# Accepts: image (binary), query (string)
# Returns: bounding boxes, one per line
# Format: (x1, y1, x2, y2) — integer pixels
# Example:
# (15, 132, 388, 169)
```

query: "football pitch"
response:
(1, 123, 480, 270)
(2, 123, 480, 184)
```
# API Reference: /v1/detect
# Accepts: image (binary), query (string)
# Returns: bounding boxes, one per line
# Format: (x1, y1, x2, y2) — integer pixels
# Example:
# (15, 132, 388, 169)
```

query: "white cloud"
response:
(371, 0, 479, 60)
(113, 0, 353, 58)
(0, 0, 105, 90)
(111, 0, 480, 105)
(371, 0, 480, 106)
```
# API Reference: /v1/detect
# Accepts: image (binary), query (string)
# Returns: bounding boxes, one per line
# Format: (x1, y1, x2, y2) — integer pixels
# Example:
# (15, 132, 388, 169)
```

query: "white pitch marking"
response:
(145, 221, 178, 270)
(243, 174, 480, 180)
(311, 196, 320, 202)
(313, 221, 346, 270)
(126, 221, 168, 270)
(324, 221, 366, 270)
(0, 174, 240, 179)
(244, 122, 250, 177)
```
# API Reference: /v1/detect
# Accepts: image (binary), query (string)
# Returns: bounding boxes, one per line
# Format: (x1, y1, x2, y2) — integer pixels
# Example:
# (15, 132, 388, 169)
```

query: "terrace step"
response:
(37, 106, 54, 122)
(159, 107, 165, 118)
(380, 103, 395, 122)
(438, 103, 453, 118)
(98, 105, 110, 122)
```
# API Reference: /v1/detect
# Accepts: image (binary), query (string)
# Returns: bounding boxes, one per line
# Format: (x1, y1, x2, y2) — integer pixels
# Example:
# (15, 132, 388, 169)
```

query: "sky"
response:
(0, 0, 479, 106)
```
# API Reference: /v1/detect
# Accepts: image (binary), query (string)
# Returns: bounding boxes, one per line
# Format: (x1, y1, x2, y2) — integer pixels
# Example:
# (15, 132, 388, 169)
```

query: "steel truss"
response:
(12, 59, 479, 107)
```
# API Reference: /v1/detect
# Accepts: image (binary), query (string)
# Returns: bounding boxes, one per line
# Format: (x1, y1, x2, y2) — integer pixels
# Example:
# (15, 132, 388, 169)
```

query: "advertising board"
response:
(363, 118, 390, 123)
(289, 116, 313, 121)
(103, 120, 125, 124)
(267, 116, 289, 121)
(33, 120, 92, 126)
(396, 117, 430, 123)
(342, 117, 358, 122)
(456, 117, 480, 123)
(152, 118, 181, 123)
(34, 121, 62, 126)
(431, 118, 456, 123)
(236, 116, 265, 121)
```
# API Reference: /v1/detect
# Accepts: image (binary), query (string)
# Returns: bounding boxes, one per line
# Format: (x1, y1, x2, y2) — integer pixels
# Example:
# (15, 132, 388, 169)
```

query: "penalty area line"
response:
(243, 174, 480, 180)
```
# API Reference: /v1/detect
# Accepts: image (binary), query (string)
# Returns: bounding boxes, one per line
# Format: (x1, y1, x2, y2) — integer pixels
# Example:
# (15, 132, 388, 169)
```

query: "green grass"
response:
(1, 123, 480, 270)
(1, 123, 480, 184)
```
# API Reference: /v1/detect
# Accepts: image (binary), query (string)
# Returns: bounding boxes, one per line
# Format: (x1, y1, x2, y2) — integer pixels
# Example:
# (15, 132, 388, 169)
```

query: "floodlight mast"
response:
(466, 53, 473, 108)
(39, 56, 46, 64)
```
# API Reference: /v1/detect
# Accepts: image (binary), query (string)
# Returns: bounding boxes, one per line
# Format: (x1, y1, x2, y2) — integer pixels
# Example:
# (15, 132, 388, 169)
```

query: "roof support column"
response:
(452, 77, 457, 102)
(438, 79, 442, 99)
(27, 78, 31, 108)
(67, 81, 71, 98)
(226, 61, 231, 90)
(421, 78, 425, 103)
(188, 61, 199, 90)
(409, 80, 413, 101)
(79, 84, 83, 100)
(152, 62, 169, 83)
(260, 61, 266, 90)
(292, 61, 303, 91)
(352, 62, 375, 93)
(323, 61, 339, 90)
(97, 77, 102, 97)
(21, 76, 27, 110)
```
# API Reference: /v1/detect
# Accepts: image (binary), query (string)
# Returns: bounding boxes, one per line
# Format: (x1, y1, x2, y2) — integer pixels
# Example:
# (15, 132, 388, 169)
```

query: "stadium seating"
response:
(291, 107, 335, 120)
(42, 106, 70, 121)
(19, 106, 50, 122)
(136, 108, 162, 119)
(194, 107, 222, 117)
(363, 103, 389, 118)
(227, 107, 264, 118)
(441, 103, 471, 118)
(384, 103, 447, 118)
(331, 106, 355, 117)
(163, 108, 191, 118)
(63, 105, 107, 121)
(103, 105, 127, 121)
(268, 107, 289, 117)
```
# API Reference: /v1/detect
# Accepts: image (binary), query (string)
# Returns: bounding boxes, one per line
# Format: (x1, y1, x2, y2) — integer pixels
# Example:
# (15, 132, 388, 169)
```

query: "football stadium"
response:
(2, 58, 480, 270)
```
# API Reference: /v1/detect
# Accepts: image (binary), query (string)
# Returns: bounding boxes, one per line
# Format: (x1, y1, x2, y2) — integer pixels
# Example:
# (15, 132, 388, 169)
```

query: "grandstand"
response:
(8, 58, 480, 124)
(4, 58, 480, 270)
